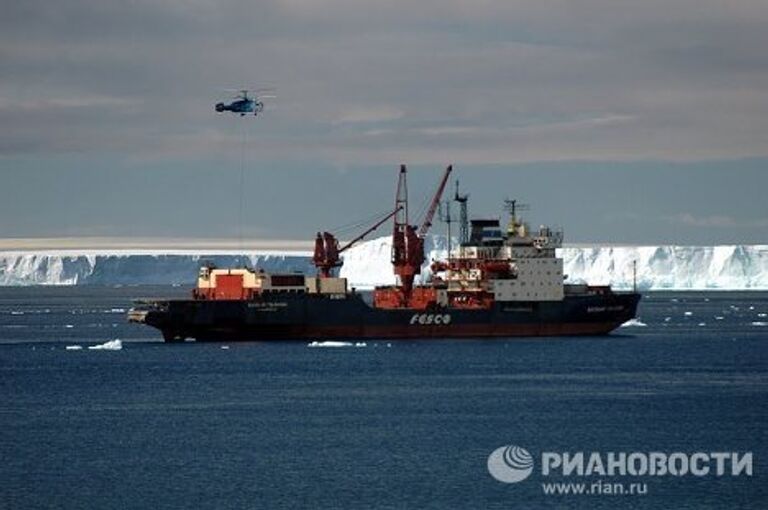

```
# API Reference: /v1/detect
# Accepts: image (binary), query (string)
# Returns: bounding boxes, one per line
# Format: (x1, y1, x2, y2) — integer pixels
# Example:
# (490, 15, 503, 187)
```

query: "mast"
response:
(391, 165, 453, 298)
(633, 260, 637, 293)
(454, 180, 469, 246)
(391, 165, 417, 295)
(439, 200, 452, 259)
(394, 164, 409, 230)
(504, 199, 529, 237)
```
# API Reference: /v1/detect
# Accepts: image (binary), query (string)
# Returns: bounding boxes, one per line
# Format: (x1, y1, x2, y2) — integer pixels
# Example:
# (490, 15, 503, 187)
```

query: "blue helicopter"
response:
(215, 89, 274, 116)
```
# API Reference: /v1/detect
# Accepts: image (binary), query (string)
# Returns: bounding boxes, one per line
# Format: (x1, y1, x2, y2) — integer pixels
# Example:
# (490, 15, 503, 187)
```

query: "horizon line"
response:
(0, 237, 765, 253)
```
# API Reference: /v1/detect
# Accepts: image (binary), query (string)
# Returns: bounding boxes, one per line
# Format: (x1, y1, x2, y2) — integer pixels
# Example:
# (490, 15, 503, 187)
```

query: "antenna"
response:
(454, 180, 469, 245)
(438, 199, 457, 258)
(633, 260, 637, 293)
(504, 199, 529, 237)
(503, 199, 529, 220)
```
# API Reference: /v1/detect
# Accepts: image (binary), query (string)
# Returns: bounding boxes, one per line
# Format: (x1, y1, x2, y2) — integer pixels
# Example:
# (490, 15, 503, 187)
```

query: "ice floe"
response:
(620, 318, 647, 327)
(88, 339, 122, 350)
(308, 341, 367, 348)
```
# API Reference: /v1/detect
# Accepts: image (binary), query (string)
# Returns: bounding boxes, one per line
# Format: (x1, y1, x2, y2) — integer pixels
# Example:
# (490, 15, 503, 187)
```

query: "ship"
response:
(128, 165, 640, 341)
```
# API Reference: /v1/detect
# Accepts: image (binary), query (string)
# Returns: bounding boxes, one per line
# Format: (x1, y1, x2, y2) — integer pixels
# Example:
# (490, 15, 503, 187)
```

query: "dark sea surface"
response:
(1, 286, 767, 509)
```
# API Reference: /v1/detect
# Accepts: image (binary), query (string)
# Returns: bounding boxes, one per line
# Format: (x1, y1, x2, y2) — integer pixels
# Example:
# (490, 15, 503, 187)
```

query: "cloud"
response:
(335, 106, 404, 124)
(1, 0, 768, 163)
(0, 95, 140, 112)
(669, 213, 768, 228)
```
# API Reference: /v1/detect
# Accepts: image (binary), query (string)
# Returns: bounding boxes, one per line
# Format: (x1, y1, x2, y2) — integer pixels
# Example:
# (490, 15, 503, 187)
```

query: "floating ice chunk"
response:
(698, 322, 706, 327)
(354, 342, 367, 347)
(65, 345, 83, 350)
(221, 345, 230, 350)
(88, 339, 122, 350)
(620, 318, 647, 327)
(308, 341, 353, 348)
(64, 324, 74, 329)
(715, 316, 724, 320)
(105, 308, 125, 313)
(758, 313, 767, 318)
(10, 311, 24, 315)
(664, 317, 672, 322)
(684, 311, 693, 316)
(751, 322, 768, 327)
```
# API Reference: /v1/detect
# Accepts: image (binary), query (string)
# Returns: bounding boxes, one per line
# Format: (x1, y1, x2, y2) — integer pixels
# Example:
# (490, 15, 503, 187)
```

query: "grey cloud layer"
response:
(2, 0, 768, 163)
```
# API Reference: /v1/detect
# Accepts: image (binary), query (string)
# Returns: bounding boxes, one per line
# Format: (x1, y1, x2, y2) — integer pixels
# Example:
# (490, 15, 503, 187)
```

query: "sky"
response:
(1, 0, 767, 245)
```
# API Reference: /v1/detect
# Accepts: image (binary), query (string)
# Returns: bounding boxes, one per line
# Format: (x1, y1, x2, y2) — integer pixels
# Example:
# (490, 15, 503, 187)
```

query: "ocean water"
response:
(1, 287, 767, 509)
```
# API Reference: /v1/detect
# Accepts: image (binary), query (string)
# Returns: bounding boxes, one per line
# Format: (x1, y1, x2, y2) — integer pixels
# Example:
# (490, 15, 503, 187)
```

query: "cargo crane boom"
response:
(417, 165, 453, 238)
(313, 207, 401, 277)
(338, 206, 402, 253)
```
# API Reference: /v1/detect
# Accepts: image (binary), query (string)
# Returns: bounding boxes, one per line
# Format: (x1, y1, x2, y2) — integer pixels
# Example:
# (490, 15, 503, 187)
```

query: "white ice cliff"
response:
(0, 251, 313, 286)
(339, 237, 768, 291)
(1, 238, 766, 290)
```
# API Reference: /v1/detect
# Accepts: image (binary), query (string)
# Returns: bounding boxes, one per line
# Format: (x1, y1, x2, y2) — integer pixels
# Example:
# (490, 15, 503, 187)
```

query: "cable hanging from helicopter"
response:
(213, 87, 276, 266)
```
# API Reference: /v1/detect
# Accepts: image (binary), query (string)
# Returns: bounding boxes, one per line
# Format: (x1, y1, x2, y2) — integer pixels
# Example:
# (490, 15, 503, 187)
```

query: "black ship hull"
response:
(130, 291, 641, 342)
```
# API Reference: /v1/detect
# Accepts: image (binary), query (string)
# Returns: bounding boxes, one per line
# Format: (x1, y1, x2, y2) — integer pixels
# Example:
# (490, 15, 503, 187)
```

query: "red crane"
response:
(418, 164, 453, 238)
(313, 206, 402, 278)
(391, 164, 453, 295)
